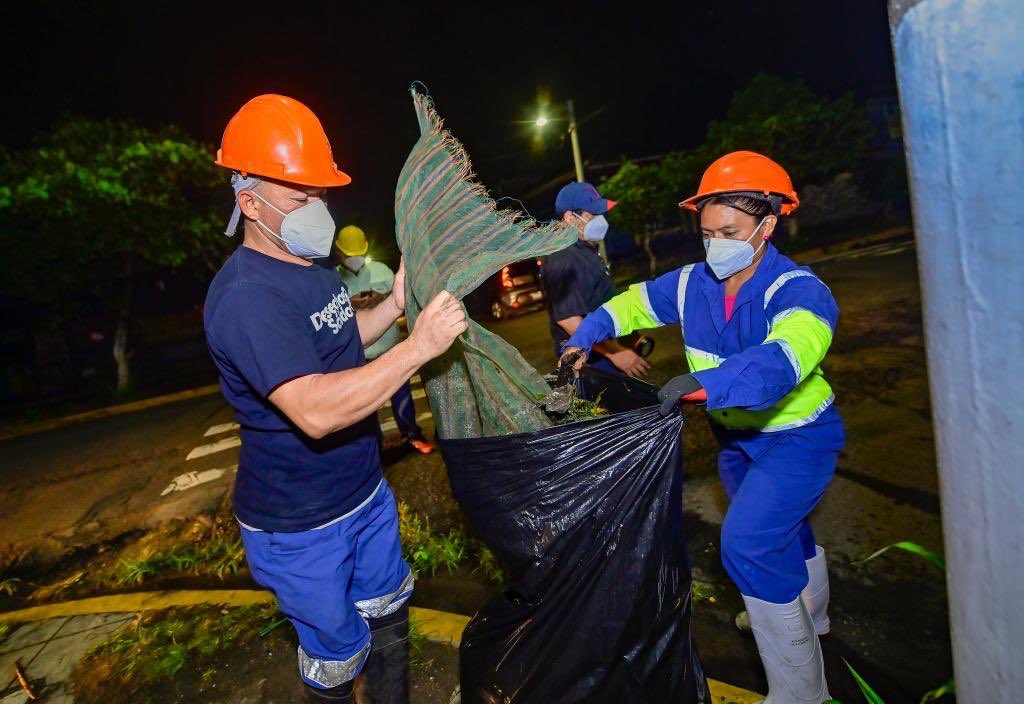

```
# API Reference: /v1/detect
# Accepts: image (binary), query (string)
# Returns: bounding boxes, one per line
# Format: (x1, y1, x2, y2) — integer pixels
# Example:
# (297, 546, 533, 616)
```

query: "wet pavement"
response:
(0, 614, 134, 703)
(0, 240, 949, 702)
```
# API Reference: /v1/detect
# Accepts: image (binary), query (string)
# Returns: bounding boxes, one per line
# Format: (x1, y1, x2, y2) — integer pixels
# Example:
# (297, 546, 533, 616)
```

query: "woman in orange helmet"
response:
(562, 151, 841, 703)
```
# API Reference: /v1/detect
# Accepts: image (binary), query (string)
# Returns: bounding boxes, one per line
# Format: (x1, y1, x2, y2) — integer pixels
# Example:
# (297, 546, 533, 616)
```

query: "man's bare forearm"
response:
(356, 294, 402, 346)
(269, 337, 429, 439)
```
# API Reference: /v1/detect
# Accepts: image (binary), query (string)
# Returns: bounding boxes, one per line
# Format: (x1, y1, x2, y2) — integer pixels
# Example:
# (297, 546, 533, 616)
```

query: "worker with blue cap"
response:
(540, 182, 650, 376)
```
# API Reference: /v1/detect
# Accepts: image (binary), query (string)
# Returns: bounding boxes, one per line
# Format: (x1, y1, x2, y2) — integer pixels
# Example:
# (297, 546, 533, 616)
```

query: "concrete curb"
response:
(0, 590, 762, 702)
(0, 384, 222, 442)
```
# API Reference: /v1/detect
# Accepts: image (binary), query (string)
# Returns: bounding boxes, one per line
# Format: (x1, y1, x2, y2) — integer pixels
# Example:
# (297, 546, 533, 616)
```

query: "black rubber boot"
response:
(359, 602, 410, 704)
(305, 679, 354, 703)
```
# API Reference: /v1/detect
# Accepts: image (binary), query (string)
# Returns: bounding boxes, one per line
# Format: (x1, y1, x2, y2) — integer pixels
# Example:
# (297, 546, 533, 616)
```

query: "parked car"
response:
(464, 259, 547, 321)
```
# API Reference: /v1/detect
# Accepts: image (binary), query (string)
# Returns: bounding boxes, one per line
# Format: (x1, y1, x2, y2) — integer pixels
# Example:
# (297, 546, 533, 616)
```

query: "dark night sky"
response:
(2, 1, 896, 227)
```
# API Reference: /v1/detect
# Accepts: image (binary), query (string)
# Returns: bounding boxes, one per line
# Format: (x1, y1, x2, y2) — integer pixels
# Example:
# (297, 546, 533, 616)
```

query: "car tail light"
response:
(501, 266, 513, 289)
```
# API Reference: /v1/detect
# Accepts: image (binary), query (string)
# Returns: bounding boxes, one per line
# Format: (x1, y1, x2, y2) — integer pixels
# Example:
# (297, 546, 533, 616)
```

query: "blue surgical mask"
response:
(251, 191, 337, 259)
(577, 213, 609, 242)
(703, 217, 767, 280)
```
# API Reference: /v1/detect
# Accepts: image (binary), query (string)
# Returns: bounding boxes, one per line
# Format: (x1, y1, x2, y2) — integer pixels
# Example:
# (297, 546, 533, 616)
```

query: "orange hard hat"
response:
(215, 94, 352, 188)
(680, 151, 799, 215)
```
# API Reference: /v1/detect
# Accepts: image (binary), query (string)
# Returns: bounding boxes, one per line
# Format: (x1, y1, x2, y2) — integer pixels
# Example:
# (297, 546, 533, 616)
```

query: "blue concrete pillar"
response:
(889, 0, 1024, 699)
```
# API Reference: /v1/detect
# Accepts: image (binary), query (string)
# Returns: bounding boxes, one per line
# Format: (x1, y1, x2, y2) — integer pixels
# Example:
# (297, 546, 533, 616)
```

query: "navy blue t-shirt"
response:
(541, 240, 616, 350)
(203, 246, 382, 532)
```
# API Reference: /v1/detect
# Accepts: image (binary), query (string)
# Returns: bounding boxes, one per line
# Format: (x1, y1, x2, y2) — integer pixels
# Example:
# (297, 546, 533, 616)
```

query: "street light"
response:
(534, 99, 585, 184)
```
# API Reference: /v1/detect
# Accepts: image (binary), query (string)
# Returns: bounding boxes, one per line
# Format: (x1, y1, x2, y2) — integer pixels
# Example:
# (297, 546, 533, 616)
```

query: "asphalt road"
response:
(0, 236, 948, 702)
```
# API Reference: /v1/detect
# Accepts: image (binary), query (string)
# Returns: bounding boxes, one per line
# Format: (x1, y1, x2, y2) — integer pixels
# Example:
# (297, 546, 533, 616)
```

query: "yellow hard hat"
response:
(335, 225, 368, 256)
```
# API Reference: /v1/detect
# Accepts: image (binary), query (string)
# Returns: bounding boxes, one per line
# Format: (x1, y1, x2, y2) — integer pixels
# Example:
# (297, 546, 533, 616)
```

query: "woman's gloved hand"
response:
(657, 374, 705, 416)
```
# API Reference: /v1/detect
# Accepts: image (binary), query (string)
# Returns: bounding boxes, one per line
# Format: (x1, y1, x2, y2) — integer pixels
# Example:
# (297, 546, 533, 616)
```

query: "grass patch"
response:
(26, 511, 247, 604)
(398, 501, 504, 583)
(71, 602, 279, 704)
(112, 535, 244, 586)
(691, 580, 717, 604)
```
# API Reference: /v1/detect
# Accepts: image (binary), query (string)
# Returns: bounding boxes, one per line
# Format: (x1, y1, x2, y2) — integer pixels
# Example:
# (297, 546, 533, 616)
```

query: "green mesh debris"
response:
(396, 90, 577, 439)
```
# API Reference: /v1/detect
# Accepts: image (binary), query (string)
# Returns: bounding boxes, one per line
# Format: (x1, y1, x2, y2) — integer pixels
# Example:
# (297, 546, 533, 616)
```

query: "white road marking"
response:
(380, 411, 434, 434)
(874, 244, 915, 257)
(803, 240, 915, 265)
(186, 436, 241, 461)
(161, 465, 238, 495)
(204, 422, 240, 437)
(412, 388, 426, 400)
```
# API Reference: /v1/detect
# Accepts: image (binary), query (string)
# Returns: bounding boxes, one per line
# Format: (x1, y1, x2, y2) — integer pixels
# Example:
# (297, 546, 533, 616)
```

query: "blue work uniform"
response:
(567, 243, 844, 603)
(541, 239, 618, 372)
(204, 246, 412, 689)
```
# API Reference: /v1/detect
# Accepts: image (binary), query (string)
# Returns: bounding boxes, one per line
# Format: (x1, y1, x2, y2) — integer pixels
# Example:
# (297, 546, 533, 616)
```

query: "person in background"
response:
(562, 151, 841, 704)
(540, 182, 650, 377)
(335, 225, 436, 454)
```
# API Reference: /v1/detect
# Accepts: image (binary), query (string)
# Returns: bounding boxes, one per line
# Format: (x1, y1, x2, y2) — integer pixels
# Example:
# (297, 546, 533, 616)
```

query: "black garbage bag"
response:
(441, 368, 710, 703)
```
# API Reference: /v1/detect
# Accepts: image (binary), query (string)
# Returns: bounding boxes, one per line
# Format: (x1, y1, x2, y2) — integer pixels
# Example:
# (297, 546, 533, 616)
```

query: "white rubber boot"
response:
(737, 546, 831, 637)
(801, 545, 830, 636)
(743, 594, 830, 704)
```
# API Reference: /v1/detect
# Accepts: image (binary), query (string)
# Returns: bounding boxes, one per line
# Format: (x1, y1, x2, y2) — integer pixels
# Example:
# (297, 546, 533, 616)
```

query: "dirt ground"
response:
(70, 613, 459, 704)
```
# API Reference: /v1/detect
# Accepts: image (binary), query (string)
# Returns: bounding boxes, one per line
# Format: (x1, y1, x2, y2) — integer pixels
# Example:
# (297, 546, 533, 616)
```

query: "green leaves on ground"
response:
(844, 659, 887, 704)
(398, 501, 504, 582)
(839, 541, 953, 703)
(113, 536, 245, 586)
(920, 677, 955, 703)
(71, 603, 279, 703)
(26, 515, 247, 604)
(855, 541, 946, 573)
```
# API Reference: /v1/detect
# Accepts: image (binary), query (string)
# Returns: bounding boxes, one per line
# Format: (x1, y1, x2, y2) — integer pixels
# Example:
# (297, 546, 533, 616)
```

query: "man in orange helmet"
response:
(204, 94, 467, 703)
(562, 151, 842, 703)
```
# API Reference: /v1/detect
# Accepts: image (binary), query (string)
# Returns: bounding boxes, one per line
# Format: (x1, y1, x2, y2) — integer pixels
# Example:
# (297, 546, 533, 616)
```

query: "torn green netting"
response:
(396, 90, 577, 439)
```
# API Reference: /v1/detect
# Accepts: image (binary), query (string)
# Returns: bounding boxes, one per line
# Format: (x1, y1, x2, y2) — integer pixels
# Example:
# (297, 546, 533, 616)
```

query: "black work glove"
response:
(657, 374, 703, 416)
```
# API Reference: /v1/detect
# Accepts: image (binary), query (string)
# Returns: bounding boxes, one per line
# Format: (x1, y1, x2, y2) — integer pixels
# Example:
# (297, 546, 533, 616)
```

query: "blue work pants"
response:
(717, 436, 836, 603)
(389, 381, 422, 439)
(240, 480, 413, 689)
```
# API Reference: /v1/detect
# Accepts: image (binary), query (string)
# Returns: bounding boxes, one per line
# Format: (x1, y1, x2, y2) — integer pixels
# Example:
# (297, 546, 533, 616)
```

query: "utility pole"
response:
(567, 99, 585, 183)
(889, 0, 1024, 700)
(565, 99, 608, 265)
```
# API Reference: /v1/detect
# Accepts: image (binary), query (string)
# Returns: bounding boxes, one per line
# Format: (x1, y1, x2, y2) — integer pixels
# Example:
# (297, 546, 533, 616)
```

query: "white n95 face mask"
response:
(343, 256, 365, 272)
(704, 217, 767, 280)
(250, 191, 337, 259)
(578, 213, 609, 242)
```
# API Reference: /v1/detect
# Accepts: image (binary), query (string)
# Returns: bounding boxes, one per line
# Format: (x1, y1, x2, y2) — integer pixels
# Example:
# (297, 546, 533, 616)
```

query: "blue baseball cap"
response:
(554, 182, 618, 217)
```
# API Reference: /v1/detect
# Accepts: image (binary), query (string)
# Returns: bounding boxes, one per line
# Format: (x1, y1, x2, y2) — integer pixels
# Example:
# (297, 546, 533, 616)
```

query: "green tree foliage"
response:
(600, 160, 675, 237)
(701, 74, 873, 187)
(600, 153, 704, 275)
(600, 75, 875, 245)
(0, 118, 233, 391)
